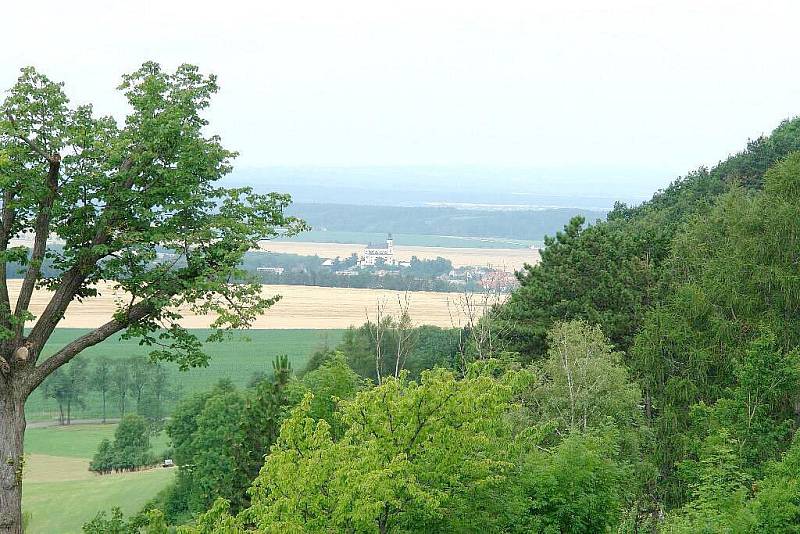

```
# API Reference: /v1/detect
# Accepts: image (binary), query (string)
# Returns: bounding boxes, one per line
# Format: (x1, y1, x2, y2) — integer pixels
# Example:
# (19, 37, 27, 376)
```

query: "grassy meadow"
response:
(23, 425, 174, 534)
(26, 329, 344, 422)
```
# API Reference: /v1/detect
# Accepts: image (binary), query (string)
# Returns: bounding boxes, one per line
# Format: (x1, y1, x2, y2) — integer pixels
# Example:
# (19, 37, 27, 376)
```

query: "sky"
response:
(2, 0, 799, 200)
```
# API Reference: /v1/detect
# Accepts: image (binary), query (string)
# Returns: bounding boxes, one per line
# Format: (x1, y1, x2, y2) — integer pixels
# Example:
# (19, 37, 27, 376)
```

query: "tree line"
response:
(43, 355, 178, 426)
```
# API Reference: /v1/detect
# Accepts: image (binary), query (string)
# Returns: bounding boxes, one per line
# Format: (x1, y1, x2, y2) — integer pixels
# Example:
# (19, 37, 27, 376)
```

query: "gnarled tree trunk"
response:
(0, 380, 26, 534)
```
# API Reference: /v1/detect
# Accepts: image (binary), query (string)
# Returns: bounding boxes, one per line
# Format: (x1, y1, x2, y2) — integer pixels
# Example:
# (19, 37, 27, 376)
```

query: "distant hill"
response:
(285, 203, 607, 242)
(224, 166, 660, 209)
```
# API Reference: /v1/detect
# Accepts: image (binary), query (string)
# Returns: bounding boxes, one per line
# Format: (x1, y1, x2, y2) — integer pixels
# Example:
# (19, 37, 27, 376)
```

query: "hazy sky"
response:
(3, 0, 799, 195)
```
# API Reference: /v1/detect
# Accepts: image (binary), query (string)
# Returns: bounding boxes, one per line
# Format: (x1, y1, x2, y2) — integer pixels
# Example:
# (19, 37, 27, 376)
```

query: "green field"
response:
(25, 425, 170, 459)
(26, 329, 344, 422)
(23, 424, 175, 534)
(25, 469, 174, 534)
(278, 230, 540, 249)
(21, 329, 345, 530)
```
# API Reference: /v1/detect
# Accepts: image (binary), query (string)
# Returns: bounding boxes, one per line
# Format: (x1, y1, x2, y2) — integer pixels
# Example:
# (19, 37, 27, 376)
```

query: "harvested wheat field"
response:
(258, 241, 540, 271)
(9, 280, 501, 330)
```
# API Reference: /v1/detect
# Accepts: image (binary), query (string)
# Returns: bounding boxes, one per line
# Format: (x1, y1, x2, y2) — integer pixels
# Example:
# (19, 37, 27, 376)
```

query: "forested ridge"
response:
(286, 203, 607, 241)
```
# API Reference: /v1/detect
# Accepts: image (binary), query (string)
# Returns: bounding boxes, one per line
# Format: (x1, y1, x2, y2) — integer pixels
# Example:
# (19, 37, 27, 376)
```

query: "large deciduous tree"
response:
(0, 63, 304, 532)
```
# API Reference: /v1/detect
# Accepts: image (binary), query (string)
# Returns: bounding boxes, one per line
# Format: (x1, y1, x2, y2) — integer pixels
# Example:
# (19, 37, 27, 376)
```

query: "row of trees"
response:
(42, 356, 178, 426)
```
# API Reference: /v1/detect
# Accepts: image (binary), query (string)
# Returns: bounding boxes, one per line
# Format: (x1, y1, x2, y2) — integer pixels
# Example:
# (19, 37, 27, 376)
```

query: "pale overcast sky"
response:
(2, 0, 799, 195)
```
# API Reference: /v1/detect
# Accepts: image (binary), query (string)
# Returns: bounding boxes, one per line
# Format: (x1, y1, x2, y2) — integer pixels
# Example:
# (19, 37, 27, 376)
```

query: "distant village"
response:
(254, 234, 519, 292)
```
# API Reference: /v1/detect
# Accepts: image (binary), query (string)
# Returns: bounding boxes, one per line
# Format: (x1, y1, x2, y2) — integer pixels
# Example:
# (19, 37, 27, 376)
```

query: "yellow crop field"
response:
(9, 281, 500, 330)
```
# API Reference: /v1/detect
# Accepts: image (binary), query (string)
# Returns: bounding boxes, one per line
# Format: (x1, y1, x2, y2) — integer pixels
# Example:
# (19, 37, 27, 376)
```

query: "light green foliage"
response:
(519, 320, 653, 526)
(245, 368, 521, 533)
(521, 433, 626, 533)
(289, 352, 363, 437)
(530, 320, 641, 433)
(742, 435, 800, 532)
(663, 431, 750, 533)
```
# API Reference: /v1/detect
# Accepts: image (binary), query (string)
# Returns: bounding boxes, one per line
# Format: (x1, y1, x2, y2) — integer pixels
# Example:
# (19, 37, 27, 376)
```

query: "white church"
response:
(358, 234, 395, 266)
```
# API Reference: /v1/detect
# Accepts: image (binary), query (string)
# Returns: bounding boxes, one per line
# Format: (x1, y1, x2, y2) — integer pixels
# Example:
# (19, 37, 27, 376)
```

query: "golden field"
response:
(8, 280, 498, 329)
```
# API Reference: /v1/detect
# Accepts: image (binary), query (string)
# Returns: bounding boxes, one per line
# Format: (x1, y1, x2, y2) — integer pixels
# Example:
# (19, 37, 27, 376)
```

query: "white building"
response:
(256, 267, 285, 275)
(359, 234, 395, 266)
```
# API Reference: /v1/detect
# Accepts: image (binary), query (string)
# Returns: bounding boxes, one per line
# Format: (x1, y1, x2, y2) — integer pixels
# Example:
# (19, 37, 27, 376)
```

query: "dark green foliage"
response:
(337, 322, 461, 381)
(161, 359, 294, 518)
(89, 356, 113, 423)
(496, 117, 800, 362)
(89, 414, 155, 473)
(495, 216, 656, 360)
(42, 357, 89, 425)
(630, 152, 800, 504)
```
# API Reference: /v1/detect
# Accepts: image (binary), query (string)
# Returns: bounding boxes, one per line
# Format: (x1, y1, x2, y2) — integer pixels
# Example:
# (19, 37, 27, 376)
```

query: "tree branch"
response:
(0, 190, 16, 327)
(13, 154, 60, 337)
(26, 156, 140, 347)
(4, 111, 53, 163)
(24, 299, 154, 395)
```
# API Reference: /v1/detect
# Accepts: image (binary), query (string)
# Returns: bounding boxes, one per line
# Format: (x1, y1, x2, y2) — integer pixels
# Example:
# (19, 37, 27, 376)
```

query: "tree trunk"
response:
(101, 391, 106, 424)
(377, 504, 389, 534)
(0, 392, 25, 533)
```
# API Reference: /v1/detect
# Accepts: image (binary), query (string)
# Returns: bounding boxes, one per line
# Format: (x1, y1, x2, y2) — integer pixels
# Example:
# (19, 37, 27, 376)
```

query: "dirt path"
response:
(27, 418, 120, 429)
